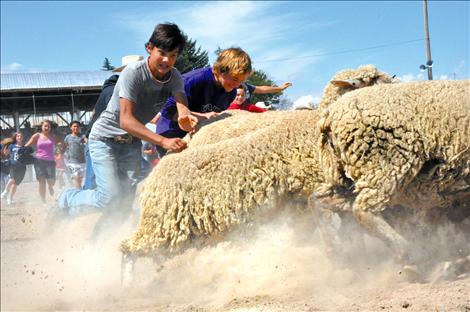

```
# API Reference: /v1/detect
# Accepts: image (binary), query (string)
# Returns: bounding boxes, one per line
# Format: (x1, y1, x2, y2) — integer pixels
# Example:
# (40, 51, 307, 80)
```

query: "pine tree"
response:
(102, 57, 115, 71)
(174, 35, 209, 74)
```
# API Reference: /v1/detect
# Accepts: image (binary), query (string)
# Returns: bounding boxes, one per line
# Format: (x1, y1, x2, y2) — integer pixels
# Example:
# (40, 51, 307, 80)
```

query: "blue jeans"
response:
(82, 143, 96, 190)
(58, 138, 141, 216)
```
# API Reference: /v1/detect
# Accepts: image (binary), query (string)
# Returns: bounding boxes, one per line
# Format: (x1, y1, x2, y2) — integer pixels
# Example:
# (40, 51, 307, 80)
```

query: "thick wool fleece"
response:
(120, 65, 397, 256)
(320, 80, 470, 214)
(121, 110, 323, 255)
(184, 110, 305, 148)
(122, 67, 468, 258)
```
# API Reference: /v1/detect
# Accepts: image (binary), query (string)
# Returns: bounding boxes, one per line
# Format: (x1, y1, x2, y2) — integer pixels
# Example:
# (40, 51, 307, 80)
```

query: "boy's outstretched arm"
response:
(253, 82, 292, 94)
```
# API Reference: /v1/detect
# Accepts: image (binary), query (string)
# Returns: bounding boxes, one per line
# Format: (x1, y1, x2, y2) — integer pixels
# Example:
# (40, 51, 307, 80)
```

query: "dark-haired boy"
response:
(63, 121, 86, 189)
(57, 23, 197, 217)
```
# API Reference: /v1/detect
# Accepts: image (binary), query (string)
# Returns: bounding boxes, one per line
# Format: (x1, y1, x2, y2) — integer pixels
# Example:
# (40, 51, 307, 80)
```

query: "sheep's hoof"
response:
(400, 265, 423, 283)
(121, 252, 137, 287)
(430, 255, 470, 283)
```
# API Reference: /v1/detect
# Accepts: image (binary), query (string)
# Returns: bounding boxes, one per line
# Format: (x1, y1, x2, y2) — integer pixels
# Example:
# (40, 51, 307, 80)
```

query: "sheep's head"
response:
(319, 65, 398, 110)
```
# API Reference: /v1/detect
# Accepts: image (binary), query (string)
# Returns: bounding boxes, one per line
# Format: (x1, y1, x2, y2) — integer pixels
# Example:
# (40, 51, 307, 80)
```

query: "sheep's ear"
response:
(330, 79, 365, 89)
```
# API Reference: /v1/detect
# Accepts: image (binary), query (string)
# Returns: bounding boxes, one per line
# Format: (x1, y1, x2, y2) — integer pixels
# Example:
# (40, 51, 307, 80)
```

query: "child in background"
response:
(25, 119, 58, 204)
(1, 132, 29, 205)
(55, 142, 67, 190)
(227, 85, 268, 113)
(0, 142, 10, 194)
(63, 121, 86, 189)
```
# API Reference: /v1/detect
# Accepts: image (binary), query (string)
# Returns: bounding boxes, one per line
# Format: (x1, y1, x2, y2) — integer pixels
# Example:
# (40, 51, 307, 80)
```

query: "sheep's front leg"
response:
(348, 151, 417, 262)
(430, 255, 470, 282)
(121, 252, 137, 287)
(350, 204, 428, 281)
(352, 207, 409, 259)
(308, 195, 343, 255)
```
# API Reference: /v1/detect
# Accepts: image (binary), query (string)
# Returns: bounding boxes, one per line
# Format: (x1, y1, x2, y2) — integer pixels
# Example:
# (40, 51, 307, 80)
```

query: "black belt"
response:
(95, 134, 137, 144)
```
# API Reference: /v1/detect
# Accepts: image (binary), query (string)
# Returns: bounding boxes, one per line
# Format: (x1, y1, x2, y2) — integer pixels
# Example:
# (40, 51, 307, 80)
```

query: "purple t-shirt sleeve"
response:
(244, 83, 256, 103)
(245, 83, 256, 94)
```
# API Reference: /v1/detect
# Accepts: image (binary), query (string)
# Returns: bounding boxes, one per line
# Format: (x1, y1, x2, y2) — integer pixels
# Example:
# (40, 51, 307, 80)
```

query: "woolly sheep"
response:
(121, 69, 469, 283)
(120, 65, 397, 257)
(121, 110, 323, 256)
(316, 79, 470, 262)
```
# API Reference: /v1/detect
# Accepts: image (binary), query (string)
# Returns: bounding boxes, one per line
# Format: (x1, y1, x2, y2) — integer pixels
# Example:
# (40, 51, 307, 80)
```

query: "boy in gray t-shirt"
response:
(57, 23, 198, 218)
(63, 121, 86, 189)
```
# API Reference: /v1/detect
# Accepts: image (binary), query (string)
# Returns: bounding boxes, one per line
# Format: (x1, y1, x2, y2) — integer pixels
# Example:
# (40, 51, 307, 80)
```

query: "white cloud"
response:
(292, 94, 320, 110)
(1, 63, 52, 73)
(398, 72, 457, 82)
(8, 62, 23, 71)
(398, 73, 425, 82)
(114, 1, 333, 82)
(254, 47, 325, 82)
(185, 1, 262, 43)
(1, 62, 23, 73)
(454, 60, 466, 75)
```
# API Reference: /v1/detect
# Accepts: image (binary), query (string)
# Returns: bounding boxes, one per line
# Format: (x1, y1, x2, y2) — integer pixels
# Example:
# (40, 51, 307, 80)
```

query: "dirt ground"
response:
(1, 181, 469, 311)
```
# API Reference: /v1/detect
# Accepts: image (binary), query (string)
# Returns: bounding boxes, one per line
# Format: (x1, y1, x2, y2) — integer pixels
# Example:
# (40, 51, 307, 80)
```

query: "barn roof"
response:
(0, 71, 115, 92)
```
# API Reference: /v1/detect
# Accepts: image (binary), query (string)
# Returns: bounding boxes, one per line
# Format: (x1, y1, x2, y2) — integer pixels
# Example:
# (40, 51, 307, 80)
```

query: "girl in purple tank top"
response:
(25, 120, 58, 204)
(35, 135, 55, 161)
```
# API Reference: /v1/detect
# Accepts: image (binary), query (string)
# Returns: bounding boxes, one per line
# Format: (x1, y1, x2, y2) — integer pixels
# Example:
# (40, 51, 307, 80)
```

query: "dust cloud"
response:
(1, 187, 469, 311)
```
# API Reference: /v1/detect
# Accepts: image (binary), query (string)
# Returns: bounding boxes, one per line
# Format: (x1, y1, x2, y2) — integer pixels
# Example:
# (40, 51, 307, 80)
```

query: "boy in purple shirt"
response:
(156, 47, 253, 142)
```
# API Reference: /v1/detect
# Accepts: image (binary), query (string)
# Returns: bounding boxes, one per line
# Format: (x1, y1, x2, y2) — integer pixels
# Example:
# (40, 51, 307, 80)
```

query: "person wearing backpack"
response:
(1, 132, 31, 205)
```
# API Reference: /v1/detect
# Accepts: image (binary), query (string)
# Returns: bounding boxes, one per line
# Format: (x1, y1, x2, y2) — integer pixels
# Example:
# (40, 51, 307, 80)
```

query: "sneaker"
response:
(6, 196, 11, 205)
(1, 190, 8, 200)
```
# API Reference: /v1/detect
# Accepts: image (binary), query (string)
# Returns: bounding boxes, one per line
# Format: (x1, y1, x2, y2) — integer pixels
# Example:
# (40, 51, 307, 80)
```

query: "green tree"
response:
(102, 57, 115, 71)
(175, 35, 209, 74)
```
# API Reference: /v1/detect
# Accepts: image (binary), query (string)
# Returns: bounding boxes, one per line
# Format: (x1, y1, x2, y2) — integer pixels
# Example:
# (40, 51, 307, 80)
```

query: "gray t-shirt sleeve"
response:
(171, 70, 185, 98)
(118, 66, 141, 104)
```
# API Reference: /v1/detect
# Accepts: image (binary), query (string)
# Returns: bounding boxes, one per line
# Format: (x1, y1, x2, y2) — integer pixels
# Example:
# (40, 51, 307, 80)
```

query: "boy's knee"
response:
(95, 188, 121, 209)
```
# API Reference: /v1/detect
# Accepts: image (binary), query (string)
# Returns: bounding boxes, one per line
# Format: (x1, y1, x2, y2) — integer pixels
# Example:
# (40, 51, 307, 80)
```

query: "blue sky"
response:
(1, 1, 469, 105)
